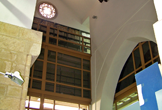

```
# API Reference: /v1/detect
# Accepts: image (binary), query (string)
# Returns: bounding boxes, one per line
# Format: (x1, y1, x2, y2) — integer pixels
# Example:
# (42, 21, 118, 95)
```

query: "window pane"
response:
(84, 47, 91, 54)
(28, 78, 31, 88)
(142, 42, 151, 63)
(83, 38, 90, 46)
(38, 48, 44, 60)
(58, 40, 82, 52)
(145, 62, 152, 68)
(50, 28, 57, 37)
(154, 57, 160, 64)
(44, 99, 54, 110)
(80, 105, 89, 110)
(150, 41, 158, 58)
(59, 31, 82, 44)
(45, 82, 54, 92)
(55, 100, 78, 110)
(83, 90, 91, 99)
(29, 96, 40, 109)
(49, 37, 57, 45)
(33, 61, 43, 79)
(133, 48, 141, 69)
(119, 54, 134, 80)
(57, 53, 81, 68)
(46, 63, 55, 81)
(56, 85, 81, 97)
(39, 25, 47, 34)
(57, 65, 81, 86)
(48, 50, 56, 62)
(116, 73, 135, 93)
(32, 80, 42, 90)
(83, 59, 90, 70)
(32, 23, 38, 30)
(83, 71, 90, 88)
(43, 35, 46, 42)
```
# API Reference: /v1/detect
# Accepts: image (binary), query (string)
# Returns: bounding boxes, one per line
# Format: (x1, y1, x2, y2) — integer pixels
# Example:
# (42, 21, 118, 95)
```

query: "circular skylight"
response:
(39, 3, 56, 19)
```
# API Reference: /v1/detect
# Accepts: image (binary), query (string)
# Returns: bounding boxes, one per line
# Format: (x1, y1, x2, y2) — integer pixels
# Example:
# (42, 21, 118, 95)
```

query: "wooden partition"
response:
(26, 18, 91, 110)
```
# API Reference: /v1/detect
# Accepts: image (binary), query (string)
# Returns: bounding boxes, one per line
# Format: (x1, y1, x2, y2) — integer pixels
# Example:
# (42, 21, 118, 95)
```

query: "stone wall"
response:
(0, 21, 42, 110)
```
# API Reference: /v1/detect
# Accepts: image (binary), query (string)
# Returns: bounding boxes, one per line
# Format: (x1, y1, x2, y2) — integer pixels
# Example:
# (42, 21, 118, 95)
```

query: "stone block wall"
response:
(0, 21, 42, 110)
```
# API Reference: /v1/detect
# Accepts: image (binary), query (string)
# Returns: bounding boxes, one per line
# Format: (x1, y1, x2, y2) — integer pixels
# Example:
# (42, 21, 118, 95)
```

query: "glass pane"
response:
(43, 35, 46, 42)
(133, 48, 141, 69)
(50, 28, 57, 37)
(83, 90, 91, 99)
(39, 25, 47, 34)
(136, 68, 142, 74)
(49, 37, 57, 45)
(142, 42, 151, 63)
(58, 40, 82, 52)
(83, 71, 90, 88)
(32, 23, 38, 30)
(150, 41, 159, 58)
(80, 105, 89, 110)
(46, 63, 55, 81)
(57, 65, 81, 86)
(38, 48, 44, 59)
(83, 38, 90, 46)
(119, 54, 134, 80)
(55, 100, 78, 110)
(29, 96, 40, 109)
(44, 98, 54, 110)
(59, 31, 82, 44)
(154, 57, 160, 64)
(32, 80, 42, 90)
(117, 92, 138, 109)
(56, 85, 81, 97)
(30, 68, 32, 77)
(145, 62, 152, 68)
(116, 73, 135, 93)
(84, 47, 91, 54)
(82, 32, 90, 38)
(28, 78, 31, 88)
(57, 53, 81, 68)
(33, 61, 43, 79)
(45, 82, 54, 92)
(83, 59, 90, 70)
(48, 50, 56, 62)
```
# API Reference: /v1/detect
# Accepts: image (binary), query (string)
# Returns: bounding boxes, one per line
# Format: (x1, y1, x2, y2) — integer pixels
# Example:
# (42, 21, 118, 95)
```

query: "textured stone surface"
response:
(0, 21, 42, 110)
(7, 86, 22, 98)
(0, 97, 20, 110)
(0, 84, 7, 98)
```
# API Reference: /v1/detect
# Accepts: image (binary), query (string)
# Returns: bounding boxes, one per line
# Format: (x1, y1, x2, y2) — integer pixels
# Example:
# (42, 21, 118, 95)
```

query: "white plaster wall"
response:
(0, 0, 37, 29)
(35, 0, 89, 32)
(90, 0, 157, 109)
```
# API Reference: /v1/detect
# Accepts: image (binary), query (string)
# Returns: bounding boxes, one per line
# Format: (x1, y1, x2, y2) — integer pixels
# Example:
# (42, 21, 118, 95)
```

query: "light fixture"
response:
(99, 0, 108, 3)
(39, 2, 56, 19)
(0, 71, 24, 85)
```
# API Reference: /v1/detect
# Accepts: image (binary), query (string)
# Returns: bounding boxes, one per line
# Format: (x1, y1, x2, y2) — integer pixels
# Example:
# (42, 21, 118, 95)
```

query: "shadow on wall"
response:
(0, 0, 31, 28)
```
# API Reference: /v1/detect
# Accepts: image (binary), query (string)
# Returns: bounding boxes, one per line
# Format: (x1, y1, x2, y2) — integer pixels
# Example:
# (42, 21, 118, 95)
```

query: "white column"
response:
(153, 0, 162, 64)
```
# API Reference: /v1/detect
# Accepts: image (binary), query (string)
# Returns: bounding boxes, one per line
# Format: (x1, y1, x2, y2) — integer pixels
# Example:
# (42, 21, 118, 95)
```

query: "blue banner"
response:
(135, 62, 162, 110)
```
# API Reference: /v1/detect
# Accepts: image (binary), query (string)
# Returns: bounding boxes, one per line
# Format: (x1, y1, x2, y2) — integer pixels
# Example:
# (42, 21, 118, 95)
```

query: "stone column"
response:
(153, 0, 162, 63)
(0, 21, 42, 110)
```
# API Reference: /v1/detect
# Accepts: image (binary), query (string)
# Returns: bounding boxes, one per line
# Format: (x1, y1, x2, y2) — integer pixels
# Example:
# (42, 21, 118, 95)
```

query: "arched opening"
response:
(113, 41, 160, 110)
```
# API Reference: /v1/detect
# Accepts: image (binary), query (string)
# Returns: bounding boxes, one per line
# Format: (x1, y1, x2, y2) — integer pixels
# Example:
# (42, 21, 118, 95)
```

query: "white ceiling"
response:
(60, 0, 96, 23)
